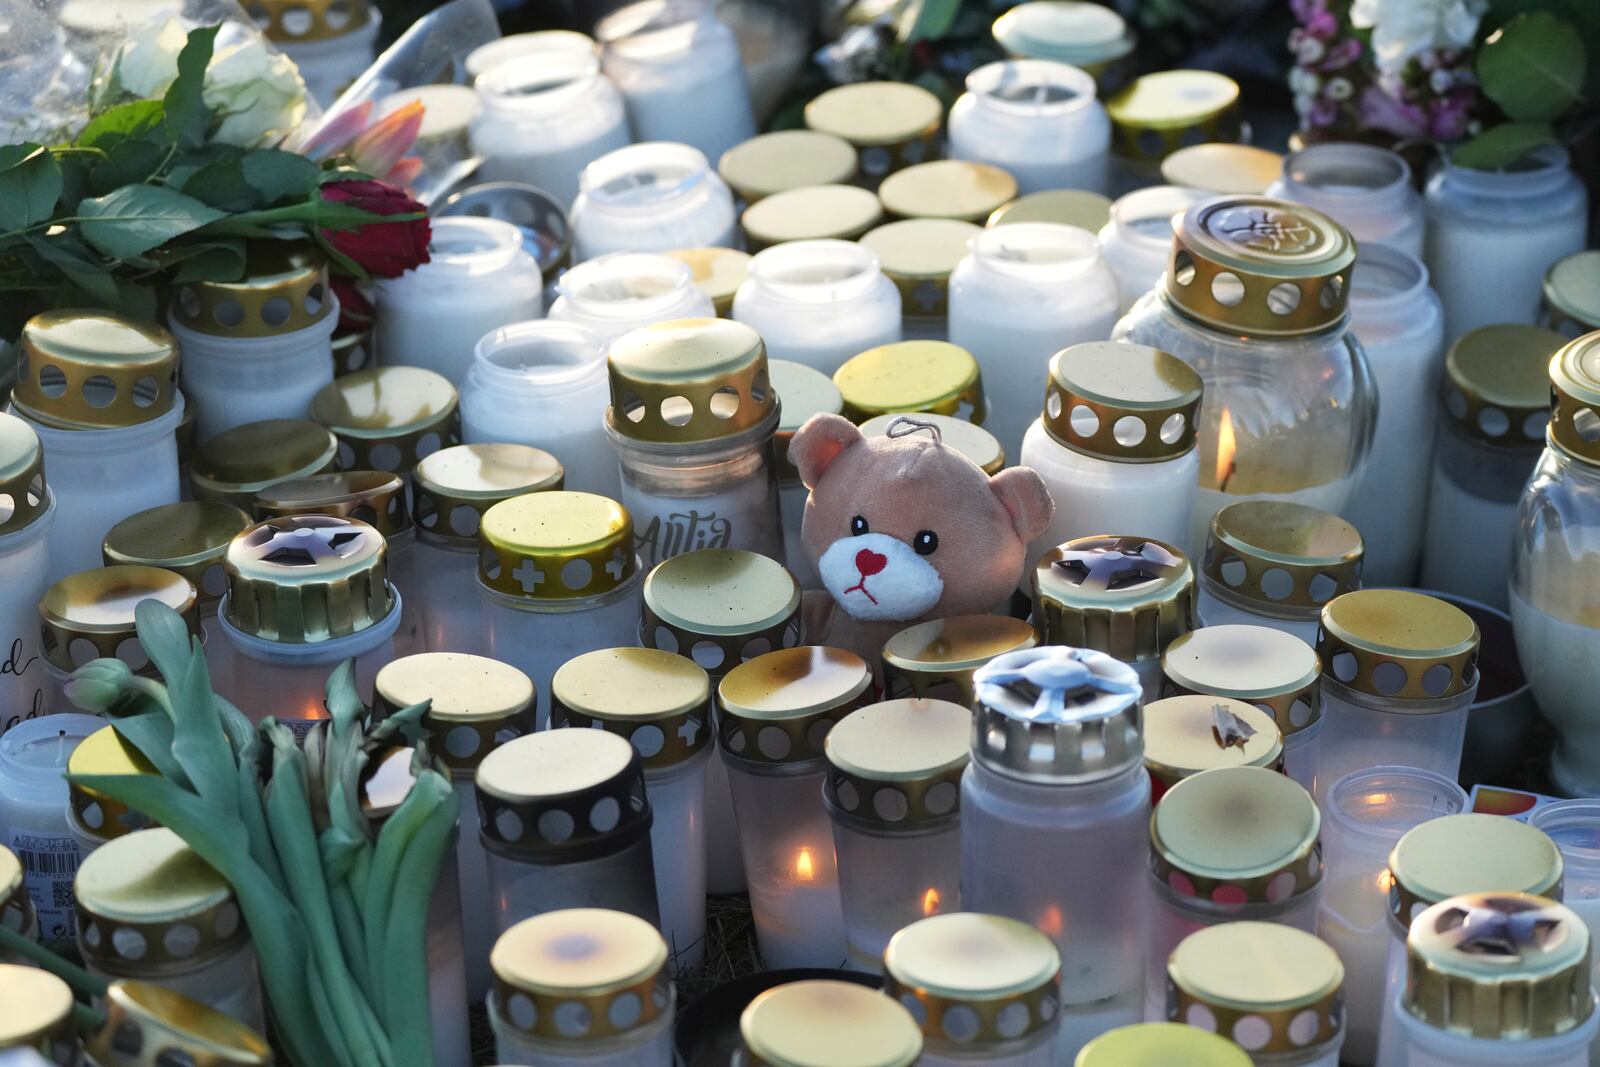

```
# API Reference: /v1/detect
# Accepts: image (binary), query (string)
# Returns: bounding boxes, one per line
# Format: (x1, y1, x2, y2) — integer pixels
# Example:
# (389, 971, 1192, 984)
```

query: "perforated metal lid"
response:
(606, 318, 776, 445)
(223, 515, 390, 643)
(1550, 331, 1600, 465)
(1142, 695, 1283, 797)
(742, 185, 884, 249)
(373, 652, 533, 775)
(15, 310, 179, 429)
(1388, 814, 1564, 934)
(551, 647, 712, 769)
(309, 366, 460, 473)
(879, 161, 1019, 224)
(1443, 325, 1565, 449)
(1077, 1022, 1253, 1067)
(834, 341, 986, 424)
(641, 549, 801, 677)
(1042, 341, 1202, 463)
(478, 491, 635, 604)
(103, 501, 251, 616)
(1034, 535, 1194, 663)
(1204, 501, 1363, 617)
(39, 565, 200, 671)
(1317, 589, 1480, 703)
(1161, 624, 1321, 737)
(880, 614, 1036, 704)
(718, 646, 872, 766)
(971, 646, 1143, 783)
(82, 980, 271, 1066)
(0, 963, 73, 1050)
(1167, 922, 1343, 1055)
(475, 729, 650, 860)
(824, 698, 970, 829)
(0, 413, 48, 536)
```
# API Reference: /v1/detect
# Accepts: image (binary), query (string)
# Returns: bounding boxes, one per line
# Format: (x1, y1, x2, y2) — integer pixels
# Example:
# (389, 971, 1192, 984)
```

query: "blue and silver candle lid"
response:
(972, 646, 1142, 784)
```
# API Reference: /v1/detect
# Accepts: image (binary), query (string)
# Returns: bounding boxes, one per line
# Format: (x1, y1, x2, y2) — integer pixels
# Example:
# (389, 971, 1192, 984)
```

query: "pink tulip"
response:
(350, 101, 424, 182)
(301, 100, 375, 160)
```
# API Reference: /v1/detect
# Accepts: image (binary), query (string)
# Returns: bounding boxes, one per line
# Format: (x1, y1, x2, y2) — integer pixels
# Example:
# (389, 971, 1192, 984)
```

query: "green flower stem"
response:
(72, 1001, 105, 1036)
(357, 780, 442, 1013)
(380, 778, 458, 1067)
(0, 925, 108, 996)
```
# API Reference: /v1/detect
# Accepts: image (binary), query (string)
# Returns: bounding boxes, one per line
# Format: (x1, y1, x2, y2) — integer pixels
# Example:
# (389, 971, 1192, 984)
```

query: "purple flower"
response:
(1309, 98, 1340, 127)
(1429, 102, 1471, 140)
(1290, 0, 1327, 23)
(1320, 38, 1363, 70)
(1305, 9, 1339, 37)
(1357, 85, 1429, 138)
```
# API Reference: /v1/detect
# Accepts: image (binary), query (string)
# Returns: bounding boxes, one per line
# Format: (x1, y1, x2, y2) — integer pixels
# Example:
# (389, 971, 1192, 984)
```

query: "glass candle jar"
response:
(666, 247, 750, 317)
(861, 218, 985, 341)
(551, 647, 712, 973)
(1161, 144, 1284, 196)
(74, 828, 263, 1030)
(717, 646, 870, 969)
(604, 318, 784, 570)
(1105, 71, 1243, 195)
(1343, 243, 1445, 586)
(824, 697, 969, 969)
(1098, 186, 1207, 315)
(549, 253, 715, 349)
(467, 29, 598, 80)
(949, 60, 1110, 195)
(741, 185, 885, 251)
(989, 188, 1114, 231)
(1264, 144, 1423, 259)
(1543, 252, 1600, 339)
(84, 980, 270, 1067)
(0, 964, 75, 1063)
(879, 161, 1019, 226)
(470, 50, 631, 210)
(1422, 324, 1566, 609)
(768, 360, 843, 588)
(718, 130, 859, 204)
(1078, 1022, 1253, 1067)
(1147, 766, 1323, 1022)
(188, 418, 338, 510)
(880, 614, 1037, 706)
(1033, 534, 1196, 701)
(571, 142, 738, 260)
(256, 0, 379, 108)
(489, 908, 675, 1067)
(65, 725, 157, 858)
(1314, 589, 1480, 806)
(738, 980, 922, 1067)
(11, 310, 184, 584)
(1425, 144, 1588, 345)
(218, 515, 400, 734)
(1530, 799, 1600, 1067)
(0, 415, 53, 736)
(990, 1, 1136, 87)
(949, 225, 1120, 462)
(309, 366, 461, 478)
(1021, 341, 1203, 584)
(1197, 501, 1364, 645)
(804, 81, 942, 187)
(734, 241, 901, 376)
(1165, 921, 1345, 1067)
(883, 912, 1062, 1067)
(0, 714, 98, 947)
(372, 218, 543, 385)
(477, 491, 642, 728)
(0, 846, 35, 953)
(1143, 695, 1283, 803)
(1113, 198, 1375, 554)
(834, 341, 987, 426)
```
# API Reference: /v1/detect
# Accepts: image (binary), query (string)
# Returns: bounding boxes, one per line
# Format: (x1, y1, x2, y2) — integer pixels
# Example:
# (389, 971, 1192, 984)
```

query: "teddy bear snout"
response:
(818, 533, 944, 623)
(854, 548, 888, 577)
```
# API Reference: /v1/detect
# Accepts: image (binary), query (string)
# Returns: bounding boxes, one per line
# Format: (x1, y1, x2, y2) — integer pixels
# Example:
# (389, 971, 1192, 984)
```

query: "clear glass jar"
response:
(949, 59, 1110, 195)
(263, 1, 379, 108)
(738, 980, 923, 1067)
(1530, 799, 1600, 1067)
(1078, 1023, 1253, 1067)
(466, 29, 597, 80)
(803, 81, 943, 187)
(571, 142, 738, 260)
(84, 980, 271, 1066)
(0, 415, 53, 736)
(549, 252, 714, 349)
(768, 360, 843, 589)
(740, 185, 884, 251)
(1265, 143, 1424, 259)
(308, 366, 461, 479)
(187, 418, 338, 511)
(1160, 143, 1284, 196)
(861, 219, 984, 341)
(65, 725, 157, 859)
(0, 715, 98, 947)
(833, 341, 987, 427)
(1542, 252, 1600, 340)
(1143, 695, 1282, 804)
(1098, 186, 1206, 315)
(1425, 144, 1588, 344)
(717, 130, 859, 204)
(990, 2, 1137, 90)
(0, 963, 77, 1063)
(732, 240, 901, 375)
(1104, 70, 1242, 195)
(880, 614, 1036, 707)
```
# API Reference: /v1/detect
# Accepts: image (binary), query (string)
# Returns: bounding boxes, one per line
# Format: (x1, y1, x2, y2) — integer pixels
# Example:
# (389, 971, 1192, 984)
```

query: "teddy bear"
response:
(789, 413, 1054, 670)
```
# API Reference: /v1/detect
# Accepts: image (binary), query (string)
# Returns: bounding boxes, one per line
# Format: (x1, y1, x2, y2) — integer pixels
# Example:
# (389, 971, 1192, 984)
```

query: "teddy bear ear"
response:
(990, 467, 1055, 542)
(790, 412, 865, 489)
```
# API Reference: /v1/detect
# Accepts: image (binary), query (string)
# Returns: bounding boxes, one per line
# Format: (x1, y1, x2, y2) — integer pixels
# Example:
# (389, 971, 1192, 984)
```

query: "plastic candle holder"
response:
(0, 414, 54, 737)
(1142, 695, 1283, 803)
(65, 725, 159, 858)
(1097, 185, 1206, 314)
(309, 366, 461, 479)
(571, 142, 738, 260)
(1104, 70, 1242, 194)
(718, 130, 859, 204)
(187, 418, 339, 510)
(549, 253, 715, 349)
(83, 980, 271, 1066)
(466, 29, 598, 80)
(803, 81, 942, 187)
(0, 714, 98, 946)
(860, 218, 984, 341)
(1265, 143, 1422, 259)
(949, 59, 1110, 195)
(1529, 798, 1600, 1067)
(0, 963, 76, 1061)
(738, 979, 923, 1067)
(740, 185, 884, 251)
(734, 241, 901, 376)
(880, 614, 1036, 707)
(1160, 143, 1284, 196)
(767, 360, 844, 589)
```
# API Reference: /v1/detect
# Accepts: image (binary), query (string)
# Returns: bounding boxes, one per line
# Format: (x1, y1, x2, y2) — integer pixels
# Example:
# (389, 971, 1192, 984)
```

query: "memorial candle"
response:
(0, 714, 99, 945)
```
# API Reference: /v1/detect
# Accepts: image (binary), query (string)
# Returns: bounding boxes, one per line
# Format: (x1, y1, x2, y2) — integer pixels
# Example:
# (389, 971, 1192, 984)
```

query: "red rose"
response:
(329, 276, 374, 336)
(320, 179, 431, 279)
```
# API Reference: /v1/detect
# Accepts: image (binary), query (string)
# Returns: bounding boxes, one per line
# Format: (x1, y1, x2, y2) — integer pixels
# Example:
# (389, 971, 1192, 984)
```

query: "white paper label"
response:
(5, 832, 81, 941)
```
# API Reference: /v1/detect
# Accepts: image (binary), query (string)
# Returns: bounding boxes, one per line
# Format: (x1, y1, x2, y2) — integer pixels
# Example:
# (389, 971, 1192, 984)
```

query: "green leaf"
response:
(1450, 120, 1557, 169)
(0, 145, 62, 231)
(77, 99, 166, 148)
(183, 155, 264, 213)
(109, 280, 157, 322)
(93, 139, 168, 195)
(169, 240, 246, 284)
(24, 235, 117, 306)
(898, 0, 962, 42)
(1478, 12, 1587, 121)
(243, 150, 320, 204)
(76, 185, 225, 260)
(164, 25, 219, 149)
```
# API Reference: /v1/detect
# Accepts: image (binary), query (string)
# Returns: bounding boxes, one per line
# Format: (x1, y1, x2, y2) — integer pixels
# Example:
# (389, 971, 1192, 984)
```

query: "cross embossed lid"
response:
(1033, 534, 1194, 663)
(478, 491, 636, 606)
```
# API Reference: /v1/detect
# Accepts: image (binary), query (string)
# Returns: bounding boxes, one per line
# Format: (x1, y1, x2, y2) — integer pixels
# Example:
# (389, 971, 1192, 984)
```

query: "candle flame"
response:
(1039, 904, 1064, 937)
(1215, 408, 1238, 491)
(922, 888, 941, 916)
(1376, 868, 1395, 893)
(795, 847, 815, 881)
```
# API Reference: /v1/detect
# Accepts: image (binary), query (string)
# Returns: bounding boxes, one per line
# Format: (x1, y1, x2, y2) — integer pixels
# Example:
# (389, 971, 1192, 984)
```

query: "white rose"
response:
(112, 18, 187, 99)
(1351, 0, 1487, 74)
(203, 39, 308, 148)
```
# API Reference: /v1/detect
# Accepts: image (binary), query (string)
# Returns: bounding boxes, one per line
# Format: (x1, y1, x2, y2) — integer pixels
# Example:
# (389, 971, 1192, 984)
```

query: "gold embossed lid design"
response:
(373, 652, 534, 774)
(860, 412, 1004, 474)
(987, 188, 1113, 231)
(1167, 922, 1343, 1055)
(1318, 589, 1480, 702)
(15, 310, 179, 428)
(310, 366, 460, 473)
(171, 244, 332, 338)
(247, 0, 373, 42)
(223, 515, 391, 643)
(1204, 501, 1363, 617)
(1544, 253, 1600, 334)
(861, 218, 984, 319)
(1443, 325, 1566, 448)
(413, 443, 564, 549)
(1077, 1022, 1253, 1067)
(1034, 535, 1194, 662)
(1161, 624, 1321, 737)
(824, 698, 971, 828)
(742, 185, 885, 250)
(551, 647, 712, 769)
(719, 131, 859, 202)
(83, 980, 271, 1066)
(1161, 144, 1285, 195)
(606, 318, 777, 445)
(39, 565, 199, 671)
(0, 962, 74, 1050)
(666, 247, 752, 316)
(741, 980, 923, 1067)
(1142, 695, 1283, 795)
(1044, 341, 1202, 463)
(642, 549, 801, 671)
(834, 341, 986, 424)
(0, 412, 49, 536)
(190, 418, 340, 507)
(254, 470, 411, 538)
(880, 614, 1036, 703)
(103, 501, 253, 614)
(718, 647, 873, 765)
(1550, 330, 1600, 464)
(771, 359, 844, 483)
(69, 725, 159, 843)
(1107, 71, 1242, 161)
(879, 161, 1019, 224)
(1387, 814, 1564, 932)
(479, 491, 635, 604)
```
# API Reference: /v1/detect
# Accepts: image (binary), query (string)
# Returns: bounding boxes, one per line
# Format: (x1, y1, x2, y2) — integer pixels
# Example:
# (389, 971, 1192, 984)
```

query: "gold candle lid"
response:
(1077, 1023, 1254, 1067)
(719, 131, 860, 202)
(741, 980, 923, 1067)
(551, 647, 713, 770)
(879, 161, 1019, 224)
(1388, 814, 1564, 932)
(990, 1, 1135, 71)
(309, 366, 461, 473)
(834, 341, 987, 424)
(1043, 341, 1202, 463)
(83, 980, 271, 1066)
(1160, 143, 1284, 195)
(742, 185, 885, 251)
(642, 550, 802, 678)
(824, 698, 970, 828)
(170, 244, 332, 338)
(1317, 589, 1480, 702)
(883, 913, 1061, 1049)
(860, 218, 983, 320)
(1166, 921, 1343, 1056)
(1443, 325, 1566, 449)
(1550, 330, 1600, 465)
(1204, 501, 1363, 616)
(69, 725, 159, 842)
(804, 81, 942, 182)
(665, 247, 752, 316)
(222, 515, 391, 644)
(0, 846, 27, 937)
(1034, 535, 1195, 663)
(475, 729, 649, 859)
(1142, 695, 1283, 797)
(1544, 253, 1600, 335)
(0, 963, 73, 1050)
(1106, 71, 1242, 163)
(189, 418, 340, 507)
(0, 412, 49, 536)
(860, 412, 1004, 474)
(1403, 892, 1591, 1041)
(478, 491, 635, 604)
(413, 443, 564, 549)
(987, 188, 1113, 232)
(1151, 766, 1321, 906)
(717, 646, 873, 765)
(771, 359, 844, 483)
(103, 501, 253, 615)
(880, 614, 1036, 704)
(491, 908, 670, 1044)
(606, 318, 776, 446)
(1165, 196, 1355, 337)
(247, 0, 373, 41)
(14, 310, 179, 429)
(253, 470, 411, 538)
(373, 652, 534, 774)
(1161, 624, 1321, 737)
(39, 565, 199, 671)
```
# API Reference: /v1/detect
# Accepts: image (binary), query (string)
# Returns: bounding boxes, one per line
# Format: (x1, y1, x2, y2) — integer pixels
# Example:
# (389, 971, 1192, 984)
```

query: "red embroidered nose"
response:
(855, 549, 888, 577)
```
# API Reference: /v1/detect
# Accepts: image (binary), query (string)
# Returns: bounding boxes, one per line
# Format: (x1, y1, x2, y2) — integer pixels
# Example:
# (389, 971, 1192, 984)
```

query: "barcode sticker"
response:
(6, 832, 80, 941)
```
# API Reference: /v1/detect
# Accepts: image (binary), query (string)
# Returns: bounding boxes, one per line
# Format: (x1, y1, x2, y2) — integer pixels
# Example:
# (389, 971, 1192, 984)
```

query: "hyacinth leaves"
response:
(63, 599, 458, 1067)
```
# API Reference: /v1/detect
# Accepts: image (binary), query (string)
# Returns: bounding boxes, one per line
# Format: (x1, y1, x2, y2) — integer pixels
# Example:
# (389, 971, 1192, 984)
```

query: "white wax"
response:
(1190, 477, 1356, 568)
(480, 586, 642, 729)
(645, 752, 710, 972)
(1320, 871, 1399, 1066)
(548, 252, 714, 350)
(732, 240, 902, 376)
(1511, 592, 1600, 797)
(947, 60, 1111, 195)
(833, 820, 962, 970)
(492, 993, 676, 1067)
(1392, 988, 1597, 1067)
(1098, 186, 1206, 314)
(570, 142, 738, 261)
(170, 315, 337, 443)
(0, 714, 99, 942)
(279, 23, 379, 109)
(1420, 462, 1524, 611)
(0, 502, 52, 737)
(413, 542, 485, 656)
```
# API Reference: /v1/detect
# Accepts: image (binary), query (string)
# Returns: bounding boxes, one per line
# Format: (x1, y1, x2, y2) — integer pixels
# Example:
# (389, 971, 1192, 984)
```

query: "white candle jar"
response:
(1098, 186, 1207, 315)
(489, 908, 675, 1067)
(1104, 71, 1243, 195)
(862, 218, 985, 341)
(255, 0, 379, 108)
(1021, 341, 1203, 585)
(217, 514, 401, 735)
(66, 725, 159, 858)
(949, 59, 1110, 195)
(804, 81, 943, 187)
(880, 614, 1037, 707)
(990, 188, 1114, 231)
(1078, 1022, 1253, 1067)
(74, 828, 263, 1030)
(879, 161, 1019, 227)
(1513, 331, 1600, 797)
(309, 366, 461, 479)
(1313, 589, 1480, 807)
(1165, 921, 1345, 1067)
(0, 714, 98, 947)
(0, 964, 75, 1062)
(962, 646, 1148, 1010)
(470, 50, 631, 210)
(717, 646, 870, 969)
(1343, 243, 1445, 586)
(1543, 252, 1600, 339)
(477, 491, 643, 729)
(84, 981, 271, 1066)
(1422, 325, 1566, 609)
(1143, 695, 1283, 804)
(733, 241, 901, 376)
(1112, 197, 1376, 554)
(666, 246, 750, 317)
(1530, 799, 1600, 1067)
(372, 218, 544, 385)
(990, 1, 1137, 88)
(834, 341, 988, 427)
(1161, 624, 1324, 796)
(0, 847, 35, 953)
(1265, 144, 1424, 259)
(768, 360, 843, 589)
(1425, 144, 1588, 345)
(1160, 144, 1285, 197)
(0, 415, 53, 736)
(549, 253, 714, 349)
(949, 225, 1120, 462)
(1033, 534, 1196, 701)
(410, 443, 565, 655)
(596, 0, 755, 163)
(883, 912, 1062, 1067)
(11, 310, 184, 584)
(168, 246, 337, 442)
(718, 130, 859, 204)
(551, 647, 713, 973)
(571, 142, 737, 261)
(1147, 767, 1323, 1021)
(604, 318, 784, 571)
(740, 185, 885, 253)
(738, 980, 923, 1067)
(466, 30, 598, 80)
(188, 418, 339, 510)
(824, 698, 969, 969)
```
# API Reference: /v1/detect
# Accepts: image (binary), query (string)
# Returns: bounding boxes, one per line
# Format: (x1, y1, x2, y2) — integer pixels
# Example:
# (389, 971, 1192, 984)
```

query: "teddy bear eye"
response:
(850, 515, 869, 536)
(914, 530, 939, 555)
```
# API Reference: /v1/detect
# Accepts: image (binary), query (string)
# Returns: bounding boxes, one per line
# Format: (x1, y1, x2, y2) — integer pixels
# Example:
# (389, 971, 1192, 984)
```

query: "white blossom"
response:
(110, 18, 186, 98)
(1350, 0, 1486, 74)
(1326, 76, 1354, 101)
(203, 39, 308, 148)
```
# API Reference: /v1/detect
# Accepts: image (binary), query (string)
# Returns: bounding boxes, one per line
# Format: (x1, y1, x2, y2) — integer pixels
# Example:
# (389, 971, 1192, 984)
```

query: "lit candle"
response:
(0, 714, 99, 945)
(0, 415, 53, 739)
